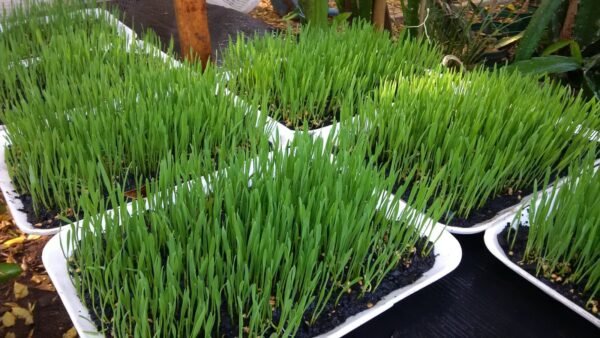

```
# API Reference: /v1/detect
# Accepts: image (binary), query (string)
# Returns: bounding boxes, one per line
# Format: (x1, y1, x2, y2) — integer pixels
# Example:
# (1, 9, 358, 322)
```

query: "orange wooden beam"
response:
(173, 0, 212, 67)
(372, 0, 386, 31)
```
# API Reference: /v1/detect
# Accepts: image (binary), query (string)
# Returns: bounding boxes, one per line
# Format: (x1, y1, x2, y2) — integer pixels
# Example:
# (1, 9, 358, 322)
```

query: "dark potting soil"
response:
(277, 114, 338, 131)
(394, 176, 531, 229)
(268, 95, 344, 131)
(72, 233, 435, 337)
(17, 193, 79, 229)
(444, 145, 600, 227)
(15, 173, 146, 229)
(442, 186, 528, 228)
(392, 161, 575, 228)
(498, 226, 599, 319)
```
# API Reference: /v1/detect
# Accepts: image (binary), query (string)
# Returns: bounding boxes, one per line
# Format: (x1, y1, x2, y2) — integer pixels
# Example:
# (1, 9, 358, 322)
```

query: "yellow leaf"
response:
(2, 236, 26, 247)
(63, 327, 78, 338)
(26, 235, 41, 241)
(506, 3, 516, 11)
(5, 332, 16, 338)
(14, 282, 29, 300)
(1, 311, 16, 327)
(11, 306, 34, 325)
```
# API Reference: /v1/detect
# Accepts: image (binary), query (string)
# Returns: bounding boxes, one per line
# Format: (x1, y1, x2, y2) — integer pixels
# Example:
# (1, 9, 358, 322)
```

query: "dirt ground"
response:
(0, 197, 75, 338)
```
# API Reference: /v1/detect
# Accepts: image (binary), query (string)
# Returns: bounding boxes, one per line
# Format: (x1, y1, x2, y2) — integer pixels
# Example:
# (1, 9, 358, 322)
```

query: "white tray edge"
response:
(483, 212, 600, 327)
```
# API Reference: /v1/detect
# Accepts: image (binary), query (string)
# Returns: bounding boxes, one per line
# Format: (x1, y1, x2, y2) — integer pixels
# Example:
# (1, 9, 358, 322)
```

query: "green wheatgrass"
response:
(508, 149, 600, 304)
(222, 22, 443, 130)
(3, 22, 268, 220)
(0, 1, 120, 60)
(0, 0, 132, 114)
(345, 68, 600, 221)
(69, 135, 449, 337)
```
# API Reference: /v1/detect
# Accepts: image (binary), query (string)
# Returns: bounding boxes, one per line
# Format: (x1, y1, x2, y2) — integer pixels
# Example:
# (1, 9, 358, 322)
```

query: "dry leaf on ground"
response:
(1, 236, 26, 248)
(1, 311, 16, 327)
(63, 327, 78, 338)
(13, 282, 29, 299)
(11, 305, 34, 325)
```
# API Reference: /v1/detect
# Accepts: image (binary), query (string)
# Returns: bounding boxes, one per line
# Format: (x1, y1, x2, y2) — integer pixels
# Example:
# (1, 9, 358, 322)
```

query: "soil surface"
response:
(443, 186, 528, 227)
(498, 226, 599, 319)
(0, 196, 74, 338)
(16, 193, 78, 230)
(292, 241, 434, 337)
(12, 172, 145, 230)
(276, 103, 341, 131)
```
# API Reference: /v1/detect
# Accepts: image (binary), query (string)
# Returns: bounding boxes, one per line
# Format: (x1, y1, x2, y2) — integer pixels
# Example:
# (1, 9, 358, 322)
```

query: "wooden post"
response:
(560, 0, 578, 40)
(173, 0, 212, 67)
(372, 0, 386, 31)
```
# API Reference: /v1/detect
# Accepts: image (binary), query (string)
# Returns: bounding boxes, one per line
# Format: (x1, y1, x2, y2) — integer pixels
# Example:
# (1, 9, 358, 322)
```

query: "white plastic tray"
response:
(271, 119, 345, 150)
(444, 196, 535, 235)
(43, 176, 462, 337)
(318, 216, 462, 337)
(484, 191, 600, 327)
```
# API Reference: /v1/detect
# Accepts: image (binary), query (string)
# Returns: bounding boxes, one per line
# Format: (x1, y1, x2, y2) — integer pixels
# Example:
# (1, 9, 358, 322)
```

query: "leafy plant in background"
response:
(509, 0, 600, 99)
(0, 263, 21, 284)
(298, 0, 329, 27)
(401, 0, 421, 35)
(282, 0, 388, 30)
(417, 0, 535, 67)
(335, 0, 373, 22)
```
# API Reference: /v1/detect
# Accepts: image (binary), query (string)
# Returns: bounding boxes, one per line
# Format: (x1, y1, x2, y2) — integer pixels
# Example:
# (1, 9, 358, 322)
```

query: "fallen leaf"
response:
(63, 327, 78, 338)
(26, 235, 41, 241)
(30, 274, 45, 284)
(2, 236, 26, 247)
(11, 306, 34, 325)
(33, 281, 55, 292)
(14, 281, 29, 299)
(1, 311, 16, 327)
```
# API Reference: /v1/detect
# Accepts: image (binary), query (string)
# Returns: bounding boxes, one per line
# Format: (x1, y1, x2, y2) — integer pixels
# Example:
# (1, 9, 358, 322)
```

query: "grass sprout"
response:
(70, 134, 448, 337)
(344, 68, 600, 222)
(508, 148, 600, 304)
(2, 2, 268, 221)
(222, 22, 443, 130)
